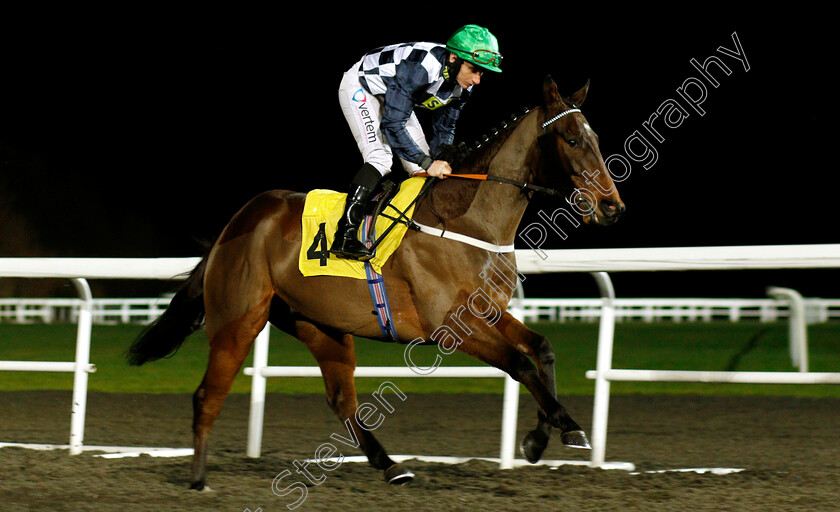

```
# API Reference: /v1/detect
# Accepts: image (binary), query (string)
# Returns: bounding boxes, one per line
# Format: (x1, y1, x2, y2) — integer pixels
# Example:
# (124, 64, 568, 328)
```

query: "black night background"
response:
(0, 7, 835, 300)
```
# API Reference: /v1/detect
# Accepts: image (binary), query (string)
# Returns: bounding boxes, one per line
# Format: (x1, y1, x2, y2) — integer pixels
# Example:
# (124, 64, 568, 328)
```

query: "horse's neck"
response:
(456, 111, 541, 244)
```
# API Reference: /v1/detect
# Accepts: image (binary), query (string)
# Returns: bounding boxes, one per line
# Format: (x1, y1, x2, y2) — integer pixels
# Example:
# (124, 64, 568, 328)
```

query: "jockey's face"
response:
(449, 54, 484, 89)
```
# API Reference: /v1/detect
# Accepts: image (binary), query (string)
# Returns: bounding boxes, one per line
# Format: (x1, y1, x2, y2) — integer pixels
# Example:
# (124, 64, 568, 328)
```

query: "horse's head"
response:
(536, 76, 625, 225)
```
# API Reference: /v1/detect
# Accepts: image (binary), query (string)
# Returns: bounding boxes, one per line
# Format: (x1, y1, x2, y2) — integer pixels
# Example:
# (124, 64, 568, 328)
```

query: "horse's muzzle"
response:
(594, 198, 626, 225)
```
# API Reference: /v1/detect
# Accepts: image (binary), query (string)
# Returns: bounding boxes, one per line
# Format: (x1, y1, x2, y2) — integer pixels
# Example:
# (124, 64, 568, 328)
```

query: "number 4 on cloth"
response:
(306, 222, 330, 266)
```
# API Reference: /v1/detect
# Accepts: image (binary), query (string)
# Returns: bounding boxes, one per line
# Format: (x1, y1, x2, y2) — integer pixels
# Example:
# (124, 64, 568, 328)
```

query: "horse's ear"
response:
(568, 79, 591, 107)
(543, 75, 563, 106)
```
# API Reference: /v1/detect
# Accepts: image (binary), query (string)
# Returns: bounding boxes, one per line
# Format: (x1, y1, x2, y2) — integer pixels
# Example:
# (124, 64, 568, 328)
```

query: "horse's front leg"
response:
(451, 317, 590, 456)
(493, 312, 586, 463)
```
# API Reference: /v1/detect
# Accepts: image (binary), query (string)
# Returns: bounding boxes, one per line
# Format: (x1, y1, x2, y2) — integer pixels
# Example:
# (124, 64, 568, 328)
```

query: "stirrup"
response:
(331, 248, 374, 261)
(329, 178, 377, 260)
(330, 236, 373, 260)
(338, 251, 374, 261)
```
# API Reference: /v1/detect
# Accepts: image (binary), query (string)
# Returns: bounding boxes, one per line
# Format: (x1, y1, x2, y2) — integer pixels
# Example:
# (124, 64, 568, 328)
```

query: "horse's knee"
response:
(511, 352, 540, 383)
(325, 390, 340, 412)
(534, 336, 555, 367)
(325, 388, 356, 417)
(193, 384, 206, 401)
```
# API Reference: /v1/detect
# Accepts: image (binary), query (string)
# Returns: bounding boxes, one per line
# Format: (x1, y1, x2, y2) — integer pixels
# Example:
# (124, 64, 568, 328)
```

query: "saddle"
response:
(298, 176, 430, 279)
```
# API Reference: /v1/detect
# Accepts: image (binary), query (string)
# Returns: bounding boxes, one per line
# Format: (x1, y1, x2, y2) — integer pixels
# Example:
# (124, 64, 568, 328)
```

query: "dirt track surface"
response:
(1, 391, 839, 511)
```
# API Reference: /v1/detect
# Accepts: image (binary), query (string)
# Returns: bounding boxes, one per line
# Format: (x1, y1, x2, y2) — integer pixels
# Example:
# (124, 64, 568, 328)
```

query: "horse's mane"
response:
(419, 108, 533, 222)
(445, 107, 533, 173)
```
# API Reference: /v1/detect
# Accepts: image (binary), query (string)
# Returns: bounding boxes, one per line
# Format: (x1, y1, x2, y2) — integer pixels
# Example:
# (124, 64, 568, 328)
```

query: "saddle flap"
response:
(299, 176, 428, 279)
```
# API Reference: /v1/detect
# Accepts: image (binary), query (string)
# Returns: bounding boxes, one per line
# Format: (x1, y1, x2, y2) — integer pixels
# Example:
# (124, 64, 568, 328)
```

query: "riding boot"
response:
(330, 184, 375, 259)
(330, 163, 382, 260)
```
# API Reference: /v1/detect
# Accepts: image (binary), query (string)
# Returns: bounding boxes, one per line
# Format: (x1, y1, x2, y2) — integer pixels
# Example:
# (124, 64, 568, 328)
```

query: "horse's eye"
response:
(567, 139, 578, 148)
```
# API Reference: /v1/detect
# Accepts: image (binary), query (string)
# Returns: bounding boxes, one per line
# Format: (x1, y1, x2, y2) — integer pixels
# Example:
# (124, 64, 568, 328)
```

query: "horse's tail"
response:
(126, 252, 209, 366)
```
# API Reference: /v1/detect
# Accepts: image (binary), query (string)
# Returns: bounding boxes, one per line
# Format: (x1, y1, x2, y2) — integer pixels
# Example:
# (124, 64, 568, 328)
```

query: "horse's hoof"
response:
(189, 481, 212, 492)
(561, 429, 591, 450)
(384, 463, 415, 485)
(520, 429, 549, 464)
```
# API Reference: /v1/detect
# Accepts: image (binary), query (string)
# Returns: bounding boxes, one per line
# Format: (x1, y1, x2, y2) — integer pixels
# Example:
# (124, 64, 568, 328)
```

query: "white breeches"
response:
(338, 60, 429, 177)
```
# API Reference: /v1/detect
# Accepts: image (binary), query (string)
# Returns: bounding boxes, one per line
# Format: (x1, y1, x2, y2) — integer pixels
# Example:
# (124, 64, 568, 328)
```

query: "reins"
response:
(373, 105, 585, 254)
(413, 106, 583, 198)
(416, 172, 564, 197)
(366, 174, 518, 254)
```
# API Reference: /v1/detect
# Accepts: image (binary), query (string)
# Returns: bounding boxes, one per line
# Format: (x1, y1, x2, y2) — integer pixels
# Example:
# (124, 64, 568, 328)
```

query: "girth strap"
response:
(410, 220, 515, 253)
(361, 214, 399, 340)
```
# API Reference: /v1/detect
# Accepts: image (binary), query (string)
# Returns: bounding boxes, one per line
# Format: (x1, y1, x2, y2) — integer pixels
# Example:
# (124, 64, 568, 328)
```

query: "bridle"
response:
(541, 107, 581, 129)
(418, 106, 585, 202)
(407, 105, 592, 252)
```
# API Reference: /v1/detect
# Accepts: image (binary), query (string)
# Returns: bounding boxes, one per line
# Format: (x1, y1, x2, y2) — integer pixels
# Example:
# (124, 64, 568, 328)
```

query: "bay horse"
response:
(127, 75, 625, 490)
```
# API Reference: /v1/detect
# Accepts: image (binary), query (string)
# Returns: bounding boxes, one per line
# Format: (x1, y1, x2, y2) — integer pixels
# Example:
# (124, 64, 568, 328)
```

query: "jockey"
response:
(331, 24, 503, 259)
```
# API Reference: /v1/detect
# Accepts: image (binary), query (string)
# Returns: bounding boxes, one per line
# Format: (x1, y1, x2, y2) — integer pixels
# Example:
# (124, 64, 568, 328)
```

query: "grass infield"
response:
(1, 322, 838, 397)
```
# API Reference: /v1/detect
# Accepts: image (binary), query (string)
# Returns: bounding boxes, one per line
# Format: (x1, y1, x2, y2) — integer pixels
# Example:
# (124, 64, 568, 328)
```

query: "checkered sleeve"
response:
(380, 60, 435, 169)
(428, 91, 469, 158)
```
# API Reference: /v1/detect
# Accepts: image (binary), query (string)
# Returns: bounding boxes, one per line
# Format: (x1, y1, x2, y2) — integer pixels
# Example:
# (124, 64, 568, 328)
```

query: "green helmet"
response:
(446, 24, 502, 73)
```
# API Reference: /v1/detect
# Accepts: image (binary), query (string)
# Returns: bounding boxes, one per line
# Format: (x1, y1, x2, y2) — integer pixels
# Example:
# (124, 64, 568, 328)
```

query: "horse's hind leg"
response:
(294, 320, 413, 485)
(191, 294, 272, 491)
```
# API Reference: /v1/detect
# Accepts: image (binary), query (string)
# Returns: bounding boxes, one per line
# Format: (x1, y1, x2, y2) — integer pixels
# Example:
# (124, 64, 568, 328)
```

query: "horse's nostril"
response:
(601, 199, 626, 218)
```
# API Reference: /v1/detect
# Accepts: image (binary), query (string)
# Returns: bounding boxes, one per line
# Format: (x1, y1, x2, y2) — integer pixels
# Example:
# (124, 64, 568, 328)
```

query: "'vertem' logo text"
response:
(352, 89, 377, 144)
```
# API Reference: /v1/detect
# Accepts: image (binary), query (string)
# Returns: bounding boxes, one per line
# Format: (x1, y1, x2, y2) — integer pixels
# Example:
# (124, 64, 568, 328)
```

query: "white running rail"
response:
(3, 243, 840, 468)
(4, 296, 840, 325)
(0, 258, 193, 455)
